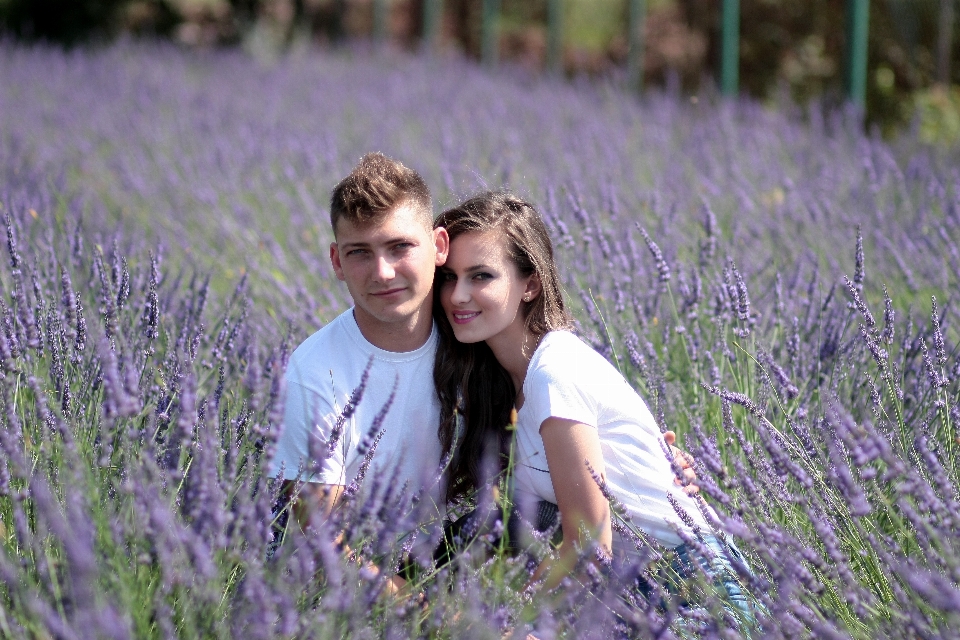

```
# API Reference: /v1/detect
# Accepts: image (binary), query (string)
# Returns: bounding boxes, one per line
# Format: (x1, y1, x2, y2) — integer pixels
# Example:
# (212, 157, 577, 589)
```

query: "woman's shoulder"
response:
(537, 329, 591, 353)
(531, 330, 584, 367)
(535, 330, 606, 360)
(530, 331, 620, 381)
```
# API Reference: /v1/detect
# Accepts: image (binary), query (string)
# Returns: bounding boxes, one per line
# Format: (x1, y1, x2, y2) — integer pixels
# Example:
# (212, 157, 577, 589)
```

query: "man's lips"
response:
(370, 287, 406, 297)
(451, 310, 480, 325)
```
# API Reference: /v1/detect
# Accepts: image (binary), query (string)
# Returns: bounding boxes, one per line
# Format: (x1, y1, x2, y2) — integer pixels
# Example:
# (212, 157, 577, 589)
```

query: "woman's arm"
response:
(530, 417, 611, 589)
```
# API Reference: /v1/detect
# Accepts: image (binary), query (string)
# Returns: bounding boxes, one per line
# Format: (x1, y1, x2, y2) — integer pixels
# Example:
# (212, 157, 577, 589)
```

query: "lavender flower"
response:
(843, 275, 875, 328)
(853, 225, 865, 292)
(930, 296, 947, 367)
(880, 285, 895, 346)
(637, 226, 671, 285)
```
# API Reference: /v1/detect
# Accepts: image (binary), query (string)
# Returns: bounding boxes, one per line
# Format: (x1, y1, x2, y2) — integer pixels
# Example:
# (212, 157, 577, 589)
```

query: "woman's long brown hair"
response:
(433, 191, 573, 503)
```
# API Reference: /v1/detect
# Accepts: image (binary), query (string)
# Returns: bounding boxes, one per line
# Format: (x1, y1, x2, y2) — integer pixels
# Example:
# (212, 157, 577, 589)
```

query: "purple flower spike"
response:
(637, 225, 671, 285)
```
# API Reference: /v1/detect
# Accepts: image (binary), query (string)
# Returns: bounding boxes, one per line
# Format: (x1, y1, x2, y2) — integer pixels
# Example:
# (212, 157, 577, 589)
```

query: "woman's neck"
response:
(485, 326, 539, 398)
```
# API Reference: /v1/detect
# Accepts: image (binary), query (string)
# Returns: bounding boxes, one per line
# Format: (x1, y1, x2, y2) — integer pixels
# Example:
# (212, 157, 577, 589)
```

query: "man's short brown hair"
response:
(330, 153, 432, 234)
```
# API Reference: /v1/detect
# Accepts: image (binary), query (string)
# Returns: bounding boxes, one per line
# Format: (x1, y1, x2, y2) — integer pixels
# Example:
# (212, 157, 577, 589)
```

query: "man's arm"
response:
(282, 480, 409, 596)
(284, 480, 345, 526)
(275, 365, 409, 596)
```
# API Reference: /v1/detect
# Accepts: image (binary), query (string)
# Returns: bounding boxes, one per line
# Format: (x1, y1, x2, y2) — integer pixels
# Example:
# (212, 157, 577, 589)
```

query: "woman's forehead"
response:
(448, 230, 512, 266)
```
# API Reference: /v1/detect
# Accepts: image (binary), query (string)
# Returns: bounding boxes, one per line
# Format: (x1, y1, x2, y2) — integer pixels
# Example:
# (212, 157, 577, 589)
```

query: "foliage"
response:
(0, 42, 959, 638)
(0, 0, 131, 44)
(912, 85, 960, 147)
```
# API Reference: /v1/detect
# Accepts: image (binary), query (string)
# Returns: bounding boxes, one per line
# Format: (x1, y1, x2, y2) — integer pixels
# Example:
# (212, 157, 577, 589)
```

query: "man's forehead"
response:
(334, 204, 432, 244)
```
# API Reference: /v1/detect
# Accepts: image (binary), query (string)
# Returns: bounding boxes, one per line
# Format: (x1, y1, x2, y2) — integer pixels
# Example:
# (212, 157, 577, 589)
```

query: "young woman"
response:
(432, 191, 754, 615)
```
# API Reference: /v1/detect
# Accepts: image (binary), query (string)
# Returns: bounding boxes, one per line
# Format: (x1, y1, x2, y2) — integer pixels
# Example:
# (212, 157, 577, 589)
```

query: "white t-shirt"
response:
(269, 308, 443, 511)
(514, 330, 708, 550)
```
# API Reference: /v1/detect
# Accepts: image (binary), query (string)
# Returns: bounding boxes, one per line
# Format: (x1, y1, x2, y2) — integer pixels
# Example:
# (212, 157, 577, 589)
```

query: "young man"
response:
(269, 152, 449, 528)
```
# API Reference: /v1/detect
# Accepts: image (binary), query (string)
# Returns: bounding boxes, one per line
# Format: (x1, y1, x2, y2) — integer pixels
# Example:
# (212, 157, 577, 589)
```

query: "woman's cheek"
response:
(439, 281, 452, 305)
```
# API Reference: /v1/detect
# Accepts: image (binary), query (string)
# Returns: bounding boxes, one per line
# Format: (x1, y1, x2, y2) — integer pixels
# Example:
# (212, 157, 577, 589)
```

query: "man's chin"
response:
(360, 301, 423, 325)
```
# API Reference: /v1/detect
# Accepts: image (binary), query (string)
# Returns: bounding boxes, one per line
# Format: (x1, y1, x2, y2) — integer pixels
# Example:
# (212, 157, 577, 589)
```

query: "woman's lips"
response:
(451, 310, 480, 325)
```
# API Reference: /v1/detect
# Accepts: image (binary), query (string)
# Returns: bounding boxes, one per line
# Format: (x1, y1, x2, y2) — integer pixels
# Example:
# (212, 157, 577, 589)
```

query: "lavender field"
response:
(0, 41, 958, 638)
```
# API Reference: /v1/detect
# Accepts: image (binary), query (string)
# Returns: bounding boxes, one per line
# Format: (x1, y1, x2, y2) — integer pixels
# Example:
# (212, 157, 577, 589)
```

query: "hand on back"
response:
(664, 430, 699, 495)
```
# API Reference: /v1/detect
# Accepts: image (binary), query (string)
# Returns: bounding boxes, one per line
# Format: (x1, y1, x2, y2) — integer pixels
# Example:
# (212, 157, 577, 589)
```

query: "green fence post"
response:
(937, 0, 955, 85)
(844, 0, 870, 108)
(481, 0, 500, 67)
(627, 0, 646, 93)
(720, 0, 739, 96)
(423, 0, 443, 54)
(547, 0, 563, 76)
(373, 0, 388, 43)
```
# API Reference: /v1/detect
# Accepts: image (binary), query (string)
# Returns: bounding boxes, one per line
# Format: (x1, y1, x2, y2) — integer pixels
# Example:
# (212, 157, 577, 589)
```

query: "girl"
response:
(432, 191, 754, 616)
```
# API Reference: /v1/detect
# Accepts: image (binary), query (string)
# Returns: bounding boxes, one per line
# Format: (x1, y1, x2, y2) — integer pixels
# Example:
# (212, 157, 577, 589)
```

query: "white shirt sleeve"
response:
(269, 376, 348, 485)
(524, 364, 599, 431)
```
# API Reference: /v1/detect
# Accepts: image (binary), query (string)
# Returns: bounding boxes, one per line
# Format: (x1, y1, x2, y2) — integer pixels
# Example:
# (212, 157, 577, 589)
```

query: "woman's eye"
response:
(440, 271, 456, 282)
(473, 272, 493, 281)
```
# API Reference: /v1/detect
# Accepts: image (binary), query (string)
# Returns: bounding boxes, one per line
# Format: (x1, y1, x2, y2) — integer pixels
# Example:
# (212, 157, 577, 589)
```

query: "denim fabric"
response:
(673, 532, 759, 627)
(436, 502, 760, 628)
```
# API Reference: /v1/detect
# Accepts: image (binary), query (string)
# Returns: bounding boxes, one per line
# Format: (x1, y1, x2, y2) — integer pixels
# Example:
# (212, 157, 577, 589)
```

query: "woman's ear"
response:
(525, 273, 542, 301)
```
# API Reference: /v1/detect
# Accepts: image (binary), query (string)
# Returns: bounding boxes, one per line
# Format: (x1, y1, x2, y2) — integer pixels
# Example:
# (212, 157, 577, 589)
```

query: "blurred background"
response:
(1, 0, 958, 137)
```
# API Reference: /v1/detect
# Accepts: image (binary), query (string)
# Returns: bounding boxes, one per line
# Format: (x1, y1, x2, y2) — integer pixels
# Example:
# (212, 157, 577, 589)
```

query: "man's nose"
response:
(374, 255, 396, 281)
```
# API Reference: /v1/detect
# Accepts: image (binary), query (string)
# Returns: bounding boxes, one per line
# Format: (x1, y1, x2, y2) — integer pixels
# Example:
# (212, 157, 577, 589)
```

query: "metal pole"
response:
(936, 0, 955, 85)
(844, 0, 870, 109)
(373, 0, 388, 43)
(423, 0, 443, 54)
(627, 0, 646, 93)
(546, 0, 563, 76)
(720, 0, 739, 96)
(481, 0, 500, 67)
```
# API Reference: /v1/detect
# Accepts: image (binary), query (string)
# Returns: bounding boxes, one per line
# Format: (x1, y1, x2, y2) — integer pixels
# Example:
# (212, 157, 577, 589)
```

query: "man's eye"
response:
(393, 243, 414, 251)
(346, 249, 368, 257)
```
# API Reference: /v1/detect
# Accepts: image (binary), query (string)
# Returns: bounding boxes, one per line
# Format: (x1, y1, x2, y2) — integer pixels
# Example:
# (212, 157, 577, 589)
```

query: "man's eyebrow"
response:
(386, 236, 419, 245)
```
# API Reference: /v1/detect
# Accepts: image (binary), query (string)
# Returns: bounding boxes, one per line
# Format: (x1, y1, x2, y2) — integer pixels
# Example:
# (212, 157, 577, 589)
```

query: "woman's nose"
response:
(450, 278, 470, 303)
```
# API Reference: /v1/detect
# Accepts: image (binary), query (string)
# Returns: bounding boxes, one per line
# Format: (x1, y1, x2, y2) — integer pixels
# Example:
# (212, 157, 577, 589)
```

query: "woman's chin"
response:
(451, 328, 485, 344)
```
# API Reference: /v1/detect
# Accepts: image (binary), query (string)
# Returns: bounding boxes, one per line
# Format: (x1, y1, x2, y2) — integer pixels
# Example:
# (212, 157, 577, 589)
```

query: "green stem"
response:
(587, 288, 622, 376)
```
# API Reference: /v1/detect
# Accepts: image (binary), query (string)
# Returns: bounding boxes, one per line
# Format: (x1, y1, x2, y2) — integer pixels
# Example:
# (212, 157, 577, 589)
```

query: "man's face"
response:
(330, 203, 448, 335)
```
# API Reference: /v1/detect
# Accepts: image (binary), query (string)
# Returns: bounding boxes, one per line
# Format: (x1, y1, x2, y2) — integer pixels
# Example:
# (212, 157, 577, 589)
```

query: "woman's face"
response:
(439, 229, 537, 346)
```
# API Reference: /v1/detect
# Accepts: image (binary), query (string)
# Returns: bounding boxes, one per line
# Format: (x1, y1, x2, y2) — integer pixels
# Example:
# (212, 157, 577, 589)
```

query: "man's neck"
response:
(352, 306, 434, 353)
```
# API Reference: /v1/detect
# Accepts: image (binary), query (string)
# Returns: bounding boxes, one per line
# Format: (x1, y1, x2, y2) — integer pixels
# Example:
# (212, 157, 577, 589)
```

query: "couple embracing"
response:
(269, 153, 753, 614)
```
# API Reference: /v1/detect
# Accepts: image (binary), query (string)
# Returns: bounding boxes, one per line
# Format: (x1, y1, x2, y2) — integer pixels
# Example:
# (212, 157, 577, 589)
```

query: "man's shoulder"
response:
(290, 310, 346, 355)
(285, 310, 366, 384)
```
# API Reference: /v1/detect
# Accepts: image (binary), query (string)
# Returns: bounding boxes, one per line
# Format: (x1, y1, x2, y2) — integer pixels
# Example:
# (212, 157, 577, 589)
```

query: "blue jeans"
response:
(436, 502, 761, 630)
(672, 532, 761, 628)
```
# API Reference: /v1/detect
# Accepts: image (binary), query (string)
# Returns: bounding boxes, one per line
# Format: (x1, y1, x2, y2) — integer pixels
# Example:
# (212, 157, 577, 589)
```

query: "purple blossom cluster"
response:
(0, 41, 958, 638)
